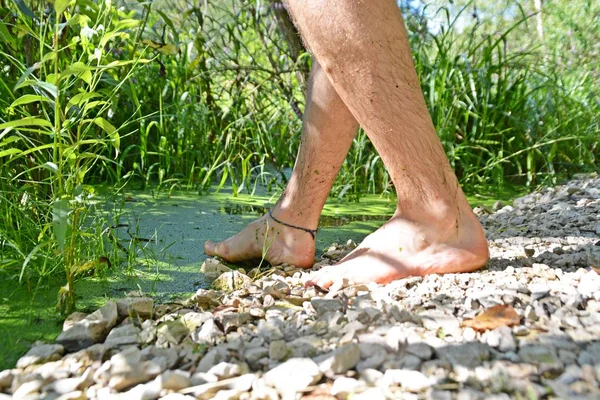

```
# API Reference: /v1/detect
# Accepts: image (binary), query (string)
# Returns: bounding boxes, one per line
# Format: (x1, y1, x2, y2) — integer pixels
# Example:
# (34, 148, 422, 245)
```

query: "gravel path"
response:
(2, 175, 599, 400)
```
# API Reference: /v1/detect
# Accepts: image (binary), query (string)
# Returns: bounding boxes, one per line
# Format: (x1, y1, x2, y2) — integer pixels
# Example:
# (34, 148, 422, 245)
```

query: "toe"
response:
(213, 240, 230, 259)
(305, 267, 335, 289)
(204, 240, 216, 256)
(204, 239, 231, 259)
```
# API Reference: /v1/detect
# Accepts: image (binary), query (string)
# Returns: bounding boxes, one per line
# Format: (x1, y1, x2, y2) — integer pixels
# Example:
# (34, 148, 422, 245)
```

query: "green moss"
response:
(0, 274, 63, 370)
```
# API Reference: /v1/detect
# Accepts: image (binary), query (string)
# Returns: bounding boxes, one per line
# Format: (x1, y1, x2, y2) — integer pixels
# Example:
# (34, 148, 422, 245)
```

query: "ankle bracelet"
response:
(267, 209, 318, 240)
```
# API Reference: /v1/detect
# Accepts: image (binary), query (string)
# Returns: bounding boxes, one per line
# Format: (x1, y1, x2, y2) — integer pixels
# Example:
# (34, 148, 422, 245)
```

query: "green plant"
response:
(0, 0, 152, 313)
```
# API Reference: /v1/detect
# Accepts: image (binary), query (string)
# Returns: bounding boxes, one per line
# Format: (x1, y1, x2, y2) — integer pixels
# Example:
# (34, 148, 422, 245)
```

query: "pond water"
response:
(80, 189, 397, 300)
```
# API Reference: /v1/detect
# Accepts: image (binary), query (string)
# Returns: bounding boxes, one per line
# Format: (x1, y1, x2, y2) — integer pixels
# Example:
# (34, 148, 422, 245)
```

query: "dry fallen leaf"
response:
(462, 304, 521, 332)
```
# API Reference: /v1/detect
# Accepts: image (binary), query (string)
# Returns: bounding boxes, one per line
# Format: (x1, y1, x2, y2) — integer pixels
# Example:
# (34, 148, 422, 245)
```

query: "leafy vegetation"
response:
(0, 0, 598, 312)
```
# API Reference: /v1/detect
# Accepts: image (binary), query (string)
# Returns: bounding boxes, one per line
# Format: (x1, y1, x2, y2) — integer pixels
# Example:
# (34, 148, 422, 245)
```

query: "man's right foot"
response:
(304, 205, 489, 289)
(204, 211, 317, 268)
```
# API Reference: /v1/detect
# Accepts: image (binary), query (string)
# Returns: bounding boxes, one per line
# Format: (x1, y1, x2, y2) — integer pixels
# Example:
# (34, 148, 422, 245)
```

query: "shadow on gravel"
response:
(487, 239, 600, 273)
(380, 335, 599, 398)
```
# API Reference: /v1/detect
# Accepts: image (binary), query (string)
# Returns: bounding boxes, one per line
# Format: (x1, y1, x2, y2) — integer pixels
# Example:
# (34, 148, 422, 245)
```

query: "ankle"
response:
(395, 196, 480, 239)
(267, 208, 318, 240)
(396, 197, 458, 225)
(272, 201, 320, 231)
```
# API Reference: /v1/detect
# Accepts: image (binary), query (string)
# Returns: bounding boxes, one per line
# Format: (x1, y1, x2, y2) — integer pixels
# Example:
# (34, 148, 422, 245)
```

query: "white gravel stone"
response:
(263, 358, 322, 393)
(160, 394, 196, 400)
(518, 345, 560, 365)
(268, 340, 290, 362)
(104, 324, 142, 347)
(310, 298, 343, 315)
(316, 343, 360, 375)
(6, 176, 600, 400)
(96, 346, 163, 391)
(56, 391, 86, 400)
(12, 379, 42, 399)
(406, 343, 434, 360)
(436, 343, 491, 368)
(420, 310, 461, 337)
(190, 372, 218, 386)
(56, 301, 118, 352)
(212, 271, 252, 291)
(577, 342, 600, 365)
(207, 362, 241, 380)
(353, 387, 387, 400)
(44, 376, 82, 395)
(157, 369, 191, 391)
(116, 297, 154, 318)
(200, 259, 232, 281)
(360, 368, 384, 385)
(16, 343, 64, 369)
(197, 346, 229, 373)
(192, 318, 224, 345)
(0, 370, 14, 391)
(382, 369, 435, 392)
(330, 376, 364, 396)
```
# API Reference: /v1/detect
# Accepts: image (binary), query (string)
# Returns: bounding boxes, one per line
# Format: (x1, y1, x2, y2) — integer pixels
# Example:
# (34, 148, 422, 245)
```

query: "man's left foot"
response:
(306, 206, 489, 288)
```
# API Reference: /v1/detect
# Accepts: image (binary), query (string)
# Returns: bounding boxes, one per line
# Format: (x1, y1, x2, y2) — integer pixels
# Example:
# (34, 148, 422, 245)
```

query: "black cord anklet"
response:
(267, 209, 317, 240)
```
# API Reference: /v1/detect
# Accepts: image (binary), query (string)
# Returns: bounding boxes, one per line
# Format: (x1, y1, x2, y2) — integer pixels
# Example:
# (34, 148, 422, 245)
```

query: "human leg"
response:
(204, 61, 359, 267)
(283, 0, 489, 286)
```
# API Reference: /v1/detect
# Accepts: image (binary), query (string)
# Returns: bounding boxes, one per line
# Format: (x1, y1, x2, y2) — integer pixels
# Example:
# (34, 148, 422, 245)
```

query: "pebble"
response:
(310, 298, 343, 315)
(244, 347, 268, 364)
(268, 340, 290, 361)
(200, 259, 232, 281)
(518, 344, 560, 365)
(115, 297, 154, 318)
(382, 369, 435, 392)
(407, 343, 434, 360)
(157, 369, 191, 391)
(156, 319, 189, 346)
(56, 301, 118, 352)
(436, 343, 491, 369)
(212, 271, 252, 291)
(330, 376, 364, 396)
(0, 370, 13, 391)
(207, 363, 241, 380)
(577, 342, 600, 365)
(316, 343, 361, 376)
(197, 347, 229, 373)
(263, 358, 322, 394)
(16, 344, 64, 369)
(103, 324, 142, 347)
(192, 318, 223, 345)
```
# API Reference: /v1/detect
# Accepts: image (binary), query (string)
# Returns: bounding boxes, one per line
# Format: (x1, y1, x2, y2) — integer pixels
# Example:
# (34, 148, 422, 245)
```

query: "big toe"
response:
(204, 240, 215, 255)
(204, 240, 229, 258)
(305, 266, 337, 289)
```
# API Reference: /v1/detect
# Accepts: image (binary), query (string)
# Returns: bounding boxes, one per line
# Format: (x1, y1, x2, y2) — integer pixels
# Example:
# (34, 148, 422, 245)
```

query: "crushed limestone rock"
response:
(3, 175, 600, 399)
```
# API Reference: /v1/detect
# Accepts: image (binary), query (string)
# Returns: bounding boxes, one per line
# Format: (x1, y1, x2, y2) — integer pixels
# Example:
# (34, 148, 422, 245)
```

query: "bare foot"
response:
(306, 207, 489, 288)
(204, 210, 317, 268)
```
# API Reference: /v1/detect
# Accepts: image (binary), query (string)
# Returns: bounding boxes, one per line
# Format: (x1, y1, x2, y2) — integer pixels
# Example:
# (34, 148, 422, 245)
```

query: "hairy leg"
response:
(204, 61, 359, 267)
(285, 0, 489, 287)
